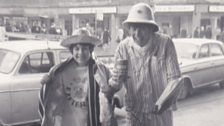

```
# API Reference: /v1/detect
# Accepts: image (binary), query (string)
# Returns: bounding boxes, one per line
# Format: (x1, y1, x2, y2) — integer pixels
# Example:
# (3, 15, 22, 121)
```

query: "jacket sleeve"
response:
(108, 39, 129, 92)
(94, 61, 115, 99)
(165, 38, 181, 83)
(38, 69, 55, 120)
(95, 62, 119, 126)
(164, 37, 182, 110)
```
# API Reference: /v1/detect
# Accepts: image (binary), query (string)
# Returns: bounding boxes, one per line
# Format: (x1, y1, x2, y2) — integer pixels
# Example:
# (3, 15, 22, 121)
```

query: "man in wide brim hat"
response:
(61, 28, 101, 48)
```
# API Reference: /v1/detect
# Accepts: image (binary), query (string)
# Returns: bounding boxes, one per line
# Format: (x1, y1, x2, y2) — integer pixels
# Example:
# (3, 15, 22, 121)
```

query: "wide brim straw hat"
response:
(61, 28, 100, 48)
(123, 3, 159, 32)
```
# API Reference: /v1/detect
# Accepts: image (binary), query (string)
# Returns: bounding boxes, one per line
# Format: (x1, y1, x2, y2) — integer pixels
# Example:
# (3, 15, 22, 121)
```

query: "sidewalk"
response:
(173, 100, 224, 126)
(94, 41, 118, 56)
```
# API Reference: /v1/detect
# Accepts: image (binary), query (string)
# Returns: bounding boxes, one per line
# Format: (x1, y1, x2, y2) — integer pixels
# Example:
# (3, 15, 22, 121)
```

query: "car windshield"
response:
(174, 42, 199, 59)
(0, 49, 20, 74)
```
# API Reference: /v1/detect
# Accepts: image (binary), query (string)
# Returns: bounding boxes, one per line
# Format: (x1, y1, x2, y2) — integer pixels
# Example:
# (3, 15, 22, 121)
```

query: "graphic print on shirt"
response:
(63, 67, 89, 108)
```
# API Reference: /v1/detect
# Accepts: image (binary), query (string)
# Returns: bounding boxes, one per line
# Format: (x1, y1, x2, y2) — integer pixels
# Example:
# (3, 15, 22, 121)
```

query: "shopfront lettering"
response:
(209, 5, 224, 12)
(155, 5, 195, 12)
(69, 6, 117, 14)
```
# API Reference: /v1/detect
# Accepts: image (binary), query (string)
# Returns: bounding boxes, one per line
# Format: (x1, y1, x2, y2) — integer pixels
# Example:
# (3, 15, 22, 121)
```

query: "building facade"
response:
(0, 0, 224, 41)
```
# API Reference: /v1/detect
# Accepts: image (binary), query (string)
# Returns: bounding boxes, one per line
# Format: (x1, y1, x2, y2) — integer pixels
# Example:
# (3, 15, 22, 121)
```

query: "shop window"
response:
(200, 19, 211, 27)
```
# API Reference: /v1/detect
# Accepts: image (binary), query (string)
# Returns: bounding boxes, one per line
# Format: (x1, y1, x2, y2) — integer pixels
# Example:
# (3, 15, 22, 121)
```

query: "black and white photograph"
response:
(0, 0, 224, 126)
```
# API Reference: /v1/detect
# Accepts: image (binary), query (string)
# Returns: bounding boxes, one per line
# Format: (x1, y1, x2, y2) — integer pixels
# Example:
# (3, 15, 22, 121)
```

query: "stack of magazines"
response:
(154, 77, 184, 114)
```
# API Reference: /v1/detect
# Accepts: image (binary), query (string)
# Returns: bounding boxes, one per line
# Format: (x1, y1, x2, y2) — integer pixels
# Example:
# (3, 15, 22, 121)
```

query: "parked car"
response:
(0, 40, 71, 126)
(173, 38, 224, 99)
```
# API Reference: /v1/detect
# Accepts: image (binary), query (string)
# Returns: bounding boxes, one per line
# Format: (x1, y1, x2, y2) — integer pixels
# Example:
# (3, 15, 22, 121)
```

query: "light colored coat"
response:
(114, 33, 181, 126)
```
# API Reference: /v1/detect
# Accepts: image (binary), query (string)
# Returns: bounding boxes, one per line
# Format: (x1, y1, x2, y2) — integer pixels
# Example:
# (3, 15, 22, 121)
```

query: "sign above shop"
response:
(69, 7, 116, 14)
(209, 5, 224, 12)
(155, 5, 195, 12)
(96, 13, 103, 21)
(10, 8, 25, 15)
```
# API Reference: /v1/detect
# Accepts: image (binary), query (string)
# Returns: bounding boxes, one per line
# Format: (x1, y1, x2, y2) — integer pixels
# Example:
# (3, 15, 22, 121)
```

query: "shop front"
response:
(208, 5, 224, 39)
(154, 5, 195, 38)
(69, 6, 117, 40)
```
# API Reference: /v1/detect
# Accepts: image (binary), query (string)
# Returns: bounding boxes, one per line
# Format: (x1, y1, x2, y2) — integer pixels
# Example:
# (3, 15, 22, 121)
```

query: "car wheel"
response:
(219, 81, 224, 88)
(178, 80, 192, 100)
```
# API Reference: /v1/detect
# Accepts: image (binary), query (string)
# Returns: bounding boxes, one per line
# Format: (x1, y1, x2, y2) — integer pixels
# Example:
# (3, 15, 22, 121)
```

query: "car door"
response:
(189, 44, 216, 88)
(0, 77, 11, 125)
(209, 43, 224, 83)
(0, 49, 20, 125)
(10, 51, 55, 124)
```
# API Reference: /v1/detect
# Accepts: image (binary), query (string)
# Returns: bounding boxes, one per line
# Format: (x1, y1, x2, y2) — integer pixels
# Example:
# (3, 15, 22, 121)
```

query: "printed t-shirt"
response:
(61, 66, 90, 126)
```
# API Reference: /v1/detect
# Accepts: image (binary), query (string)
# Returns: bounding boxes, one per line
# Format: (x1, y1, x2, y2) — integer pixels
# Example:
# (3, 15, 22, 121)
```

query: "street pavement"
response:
(174, 85, 224, 126)
(115, 85, 224, 126)
(174, 100, 224, 126)
(94, 41, 118, 56)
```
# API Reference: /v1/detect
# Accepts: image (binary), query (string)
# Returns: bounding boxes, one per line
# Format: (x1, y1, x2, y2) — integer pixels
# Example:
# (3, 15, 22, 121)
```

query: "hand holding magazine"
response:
(154, 77, 184, 114)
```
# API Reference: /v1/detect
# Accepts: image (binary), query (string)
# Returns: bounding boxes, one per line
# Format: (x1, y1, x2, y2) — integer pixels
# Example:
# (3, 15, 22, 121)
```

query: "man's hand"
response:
(109, 68, 128, 91)
(101, 84, 116, 100)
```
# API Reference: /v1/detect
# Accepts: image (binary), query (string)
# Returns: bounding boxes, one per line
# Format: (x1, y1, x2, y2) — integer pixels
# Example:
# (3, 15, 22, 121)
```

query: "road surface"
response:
(174, 84, 224, 126)
(115, 84, 224, 126)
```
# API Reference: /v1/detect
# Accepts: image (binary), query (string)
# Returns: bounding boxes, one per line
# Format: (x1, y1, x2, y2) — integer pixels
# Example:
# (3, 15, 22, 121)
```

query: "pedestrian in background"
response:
(180, 28, 187, 38)
(104, 3, 181, 126)
(219, 30, 224, 43)
(205, 26, 212, 39)
(102, 28, 111, 45)
(200, 26, 206, 38)
(39, 28, 118, 126)
(0, 22, 6, 42)
(31, 21, 41, 33)
(193, 26, 200, 38)
(48, 22, 57, 34)
(40, 23, 47, 34)
(116, 28, 124, 43)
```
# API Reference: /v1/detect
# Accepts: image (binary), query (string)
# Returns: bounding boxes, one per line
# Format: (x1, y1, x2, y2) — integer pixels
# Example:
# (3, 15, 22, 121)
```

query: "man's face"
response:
(72, 44, 91, 66)
(129, 23, 153, 47)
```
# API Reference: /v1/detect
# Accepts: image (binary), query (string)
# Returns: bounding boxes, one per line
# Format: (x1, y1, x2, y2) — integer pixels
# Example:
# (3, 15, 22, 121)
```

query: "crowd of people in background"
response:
(159, 25, 224, 44)
(4, 20, 63, 35)
(193, 26, 212, 39)
(192, 25, 224, 43)
(3, 17, 224, 44)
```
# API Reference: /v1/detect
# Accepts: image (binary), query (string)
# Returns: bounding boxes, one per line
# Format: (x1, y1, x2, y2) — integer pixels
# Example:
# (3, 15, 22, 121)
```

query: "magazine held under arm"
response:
(154, 77, 184, 114)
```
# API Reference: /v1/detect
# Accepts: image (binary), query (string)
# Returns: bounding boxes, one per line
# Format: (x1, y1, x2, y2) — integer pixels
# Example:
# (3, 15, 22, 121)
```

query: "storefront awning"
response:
(209, 5, 224, 12)
(155, 5, 195, 12)
(69, 6, 117, 14)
